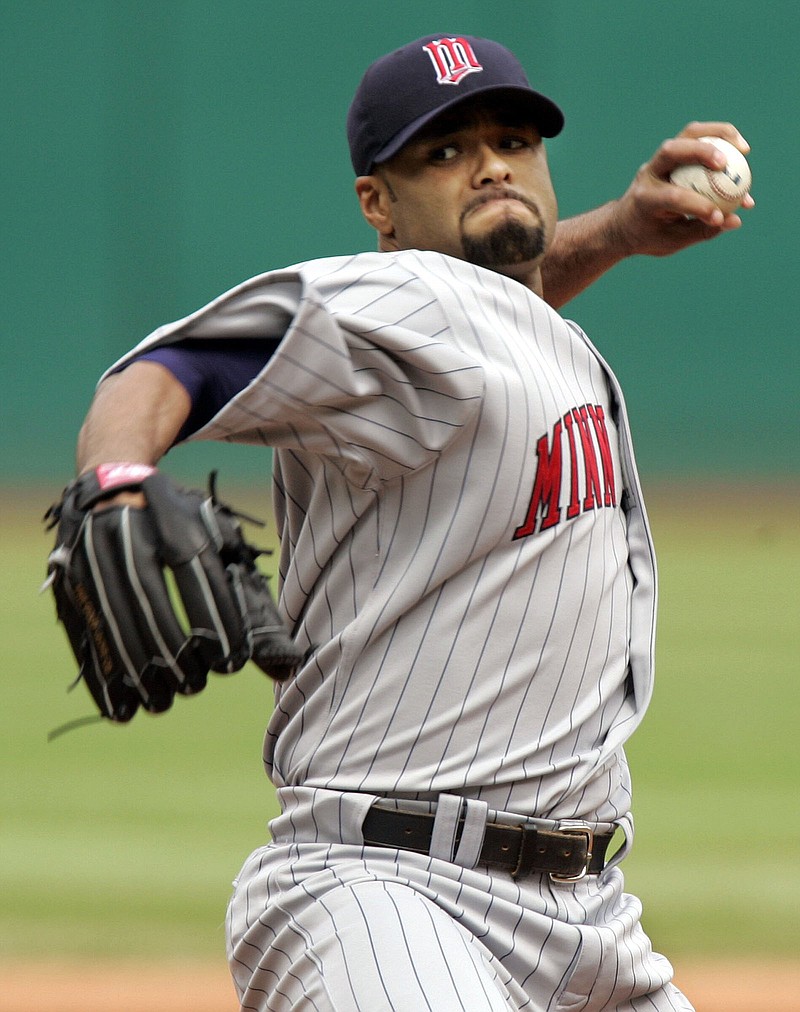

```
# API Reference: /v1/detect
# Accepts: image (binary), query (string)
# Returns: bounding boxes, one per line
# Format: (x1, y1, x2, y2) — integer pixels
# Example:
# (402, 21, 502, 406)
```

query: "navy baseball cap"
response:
(347, 34, 564, 175)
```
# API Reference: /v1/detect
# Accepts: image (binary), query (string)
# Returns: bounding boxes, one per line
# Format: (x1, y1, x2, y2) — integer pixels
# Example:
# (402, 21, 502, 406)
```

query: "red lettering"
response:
(422, 37, 484, 85)
(587, 404, 617, 507)
(513, 403, 618, 541)
(562, 410, 581, 519)
(571, 407, 603, 512)
(513, 421, 562, 539)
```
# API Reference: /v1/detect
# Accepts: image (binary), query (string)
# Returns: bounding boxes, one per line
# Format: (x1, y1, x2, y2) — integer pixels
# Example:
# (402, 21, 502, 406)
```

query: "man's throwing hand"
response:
(611, 121, 754, 257)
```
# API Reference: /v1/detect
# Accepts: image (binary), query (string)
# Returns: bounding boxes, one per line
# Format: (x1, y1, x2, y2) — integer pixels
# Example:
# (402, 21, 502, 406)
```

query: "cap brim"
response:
(371, 84, 564, 171)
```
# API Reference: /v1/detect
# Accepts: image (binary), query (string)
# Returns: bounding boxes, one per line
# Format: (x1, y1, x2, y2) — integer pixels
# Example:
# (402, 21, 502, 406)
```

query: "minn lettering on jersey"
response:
(513, 404, 617, 539)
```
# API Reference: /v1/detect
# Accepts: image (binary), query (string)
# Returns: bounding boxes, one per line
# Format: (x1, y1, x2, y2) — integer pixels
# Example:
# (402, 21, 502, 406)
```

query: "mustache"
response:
(460, 188, 541, 224)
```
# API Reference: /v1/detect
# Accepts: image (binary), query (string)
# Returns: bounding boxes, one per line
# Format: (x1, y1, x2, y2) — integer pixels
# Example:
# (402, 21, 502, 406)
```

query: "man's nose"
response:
(474, 144, 512, 185)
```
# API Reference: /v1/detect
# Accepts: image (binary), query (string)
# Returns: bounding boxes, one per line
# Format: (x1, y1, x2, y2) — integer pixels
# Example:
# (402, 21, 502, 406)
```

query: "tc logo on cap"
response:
(422, 37, 484, 85)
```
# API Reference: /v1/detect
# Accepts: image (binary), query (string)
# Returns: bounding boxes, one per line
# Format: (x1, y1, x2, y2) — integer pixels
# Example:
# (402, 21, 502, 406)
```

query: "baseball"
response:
(669, 135, 752, 213)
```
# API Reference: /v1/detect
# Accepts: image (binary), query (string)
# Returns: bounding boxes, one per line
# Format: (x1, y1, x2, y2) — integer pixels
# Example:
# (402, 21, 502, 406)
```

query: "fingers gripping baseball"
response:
(612, 121, 752, 257)
(46, 467, 304, 723)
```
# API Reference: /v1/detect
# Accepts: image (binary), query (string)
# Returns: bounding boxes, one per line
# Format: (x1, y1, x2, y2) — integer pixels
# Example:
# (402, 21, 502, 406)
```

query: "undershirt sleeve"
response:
(118, 337, 280, 443)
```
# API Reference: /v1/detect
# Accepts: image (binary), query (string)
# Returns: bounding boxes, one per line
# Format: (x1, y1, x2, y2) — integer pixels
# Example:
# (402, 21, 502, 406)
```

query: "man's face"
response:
(358, 96, 558, 292)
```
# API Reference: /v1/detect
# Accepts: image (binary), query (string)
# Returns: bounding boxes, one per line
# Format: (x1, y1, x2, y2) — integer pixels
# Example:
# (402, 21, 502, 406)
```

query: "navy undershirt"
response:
(121, 338, 279, 442)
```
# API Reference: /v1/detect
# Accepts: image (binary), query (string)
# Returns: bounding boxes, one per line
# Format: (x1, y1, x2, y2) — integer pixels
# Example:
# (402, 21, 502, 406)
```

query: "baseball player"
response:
(48, 34, 752, 1012)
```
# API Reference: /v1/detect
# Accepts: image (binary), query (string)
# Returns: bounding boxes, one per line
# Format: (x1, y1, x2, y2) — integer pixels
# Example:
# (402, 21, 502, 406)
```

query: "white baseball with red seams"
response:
(670, 135, 752, 212)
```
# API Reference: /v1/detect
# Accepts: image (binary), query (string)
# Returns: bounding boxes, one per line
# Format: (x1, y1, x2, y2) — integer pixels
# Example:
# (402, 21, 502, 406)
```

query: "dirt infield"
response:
(2, 959, 799, 1011)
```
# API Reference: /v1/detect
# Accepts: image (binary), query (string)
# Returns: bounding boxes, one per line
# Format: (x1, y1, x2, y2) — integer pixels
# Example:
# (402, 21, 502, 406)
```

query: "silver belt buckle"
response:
(550, 820, 594, 883)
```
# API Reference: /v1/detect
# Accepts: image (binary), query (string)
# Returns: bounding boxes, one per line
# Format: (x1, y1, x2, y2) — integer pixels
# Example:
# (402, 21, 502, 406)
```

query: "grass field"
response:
(2, 482, 798, 971)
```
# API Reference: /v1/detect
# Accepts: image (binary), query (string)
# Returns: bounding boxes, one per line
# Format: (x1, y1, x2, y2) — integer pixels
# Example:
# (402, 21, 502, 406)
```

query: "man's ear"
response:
(355, 175, 396, 240)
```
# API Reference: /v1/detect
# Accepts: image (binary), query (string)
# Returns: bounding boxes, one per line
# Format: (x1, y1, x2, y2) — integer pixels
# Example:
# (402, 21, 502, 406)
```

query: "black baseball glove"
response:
(45, 464, 304, 723)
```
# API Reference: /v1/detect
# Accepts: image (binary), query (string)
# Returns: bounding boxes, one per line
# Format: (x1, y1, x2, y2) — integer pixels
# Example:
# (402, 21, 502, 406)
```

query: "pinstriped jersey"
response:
(116, 250, 657, 823)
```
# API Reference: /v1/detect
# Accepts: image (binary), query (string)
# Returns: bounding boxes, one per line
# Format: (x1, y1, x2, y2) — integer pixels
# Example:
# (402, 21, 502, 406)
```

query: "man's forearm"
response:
(543, 203, 628, 310)
(76, 361, 191, 474)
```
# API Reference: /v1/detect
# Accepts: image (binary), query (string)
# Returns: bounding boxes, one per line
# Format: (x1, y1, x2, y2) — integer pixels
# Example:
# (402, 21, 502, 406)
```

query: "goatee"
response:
(462, 220, 545, 270)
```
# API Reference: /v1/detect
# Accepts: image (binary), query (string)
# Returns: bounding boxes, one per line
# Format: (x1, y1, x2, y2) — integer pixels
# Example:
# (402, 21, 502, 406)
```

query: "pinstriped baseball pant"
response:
(226, 789, 694, 1012)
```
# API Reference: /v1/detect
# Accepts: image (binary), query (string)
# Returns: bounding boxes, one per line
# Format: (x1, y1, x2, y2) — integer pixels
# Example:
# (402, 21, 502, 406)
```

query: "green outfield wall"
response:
(3, 1, 798, 482)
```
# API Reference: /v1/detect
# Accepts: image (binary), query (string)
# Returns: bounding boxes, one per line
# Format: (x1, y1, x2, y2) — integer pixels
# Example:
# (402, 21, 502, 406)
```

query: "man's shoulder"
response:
(280, 251, 444, 308)
(288, 250, 543, 301)
(286, 250, 429, 284)
(269, 253, 568, 340)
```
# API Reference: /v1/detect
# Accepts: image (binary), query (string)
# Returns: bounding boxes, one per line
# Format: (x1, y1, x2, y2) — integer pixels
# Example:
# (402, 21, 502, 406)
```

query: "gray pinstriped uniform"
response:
(116, 251, 692, 1011)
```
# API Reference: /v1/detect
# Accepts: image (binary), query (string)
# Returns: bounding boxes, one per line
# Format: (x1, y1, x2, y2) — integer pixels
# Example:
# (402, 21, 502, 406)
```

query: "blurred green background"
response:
(2, 0, 798, 978)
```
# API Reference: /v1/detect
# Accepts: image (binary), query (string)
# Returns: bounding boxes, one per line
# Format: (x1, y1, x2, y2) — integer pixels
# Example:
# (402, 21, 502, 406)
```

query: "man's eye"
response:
(500, 137, 529, 150)
(430, 144, 460, 162)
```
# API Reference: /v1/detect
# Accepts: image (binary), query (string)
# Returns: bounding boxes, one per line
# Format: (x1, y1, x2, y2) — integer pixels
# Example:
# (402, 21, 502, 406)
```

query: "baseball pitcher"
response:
(47, 33, 752, 1011)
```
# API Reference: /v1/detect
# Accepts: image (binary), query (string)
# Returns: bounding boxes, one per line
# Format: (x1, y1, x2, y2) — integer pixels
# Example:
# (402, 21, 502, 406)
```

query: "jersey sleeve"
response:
(107, 256, 485, 487)
(125, 338, 280, 441)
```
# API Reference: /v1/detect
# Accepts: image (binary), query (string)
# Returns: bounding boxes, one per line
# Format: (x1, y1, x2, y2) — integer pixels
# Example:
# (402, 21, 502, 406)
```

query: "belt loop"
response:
(604, 813, 633, 871)
(429, 794, 464, 862)
(453, 799, 488, 869)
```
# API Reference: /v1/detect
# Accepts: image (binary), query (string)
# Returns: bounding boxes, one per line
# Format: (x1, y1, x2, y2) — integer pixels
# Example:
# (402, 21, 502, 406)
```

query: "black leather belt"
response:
(362, 806, 615, 881)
